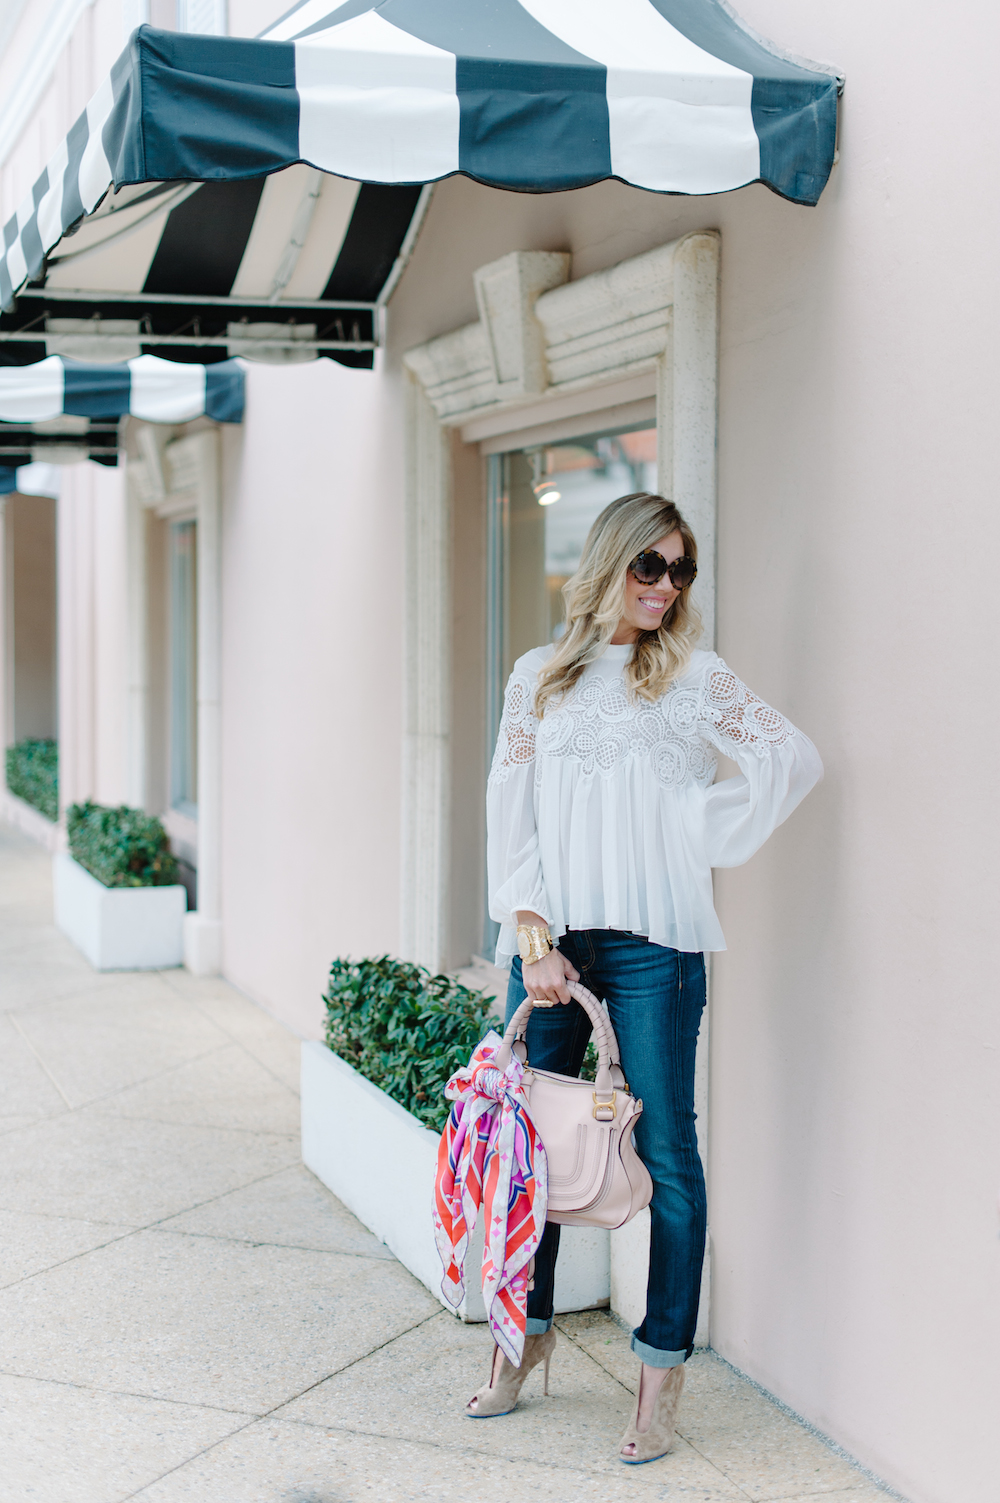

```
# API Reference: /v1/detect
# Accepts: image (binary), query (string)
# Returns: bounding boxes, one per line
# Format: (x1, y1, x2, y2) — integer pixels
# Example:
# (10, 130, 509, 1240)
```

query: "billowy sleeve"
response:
(699, 657, 823, 868)
(487, 668, 551, 938)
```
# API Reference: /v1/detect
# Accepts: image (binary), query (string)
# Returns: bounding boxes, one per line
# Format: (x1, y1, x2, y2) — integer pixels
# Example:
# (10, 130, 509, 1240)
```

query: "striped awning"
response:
(0, 464, 64, 496)
(0, 354, 243, 475)
(0, 2, 839, 367)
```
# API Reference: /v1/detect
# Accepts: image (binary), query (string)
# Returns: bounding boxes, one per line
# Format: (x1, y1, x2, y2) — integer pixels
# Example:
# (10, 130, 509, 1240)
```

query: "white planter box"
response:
(301, 1040, 610, 1320)
(53, 852, 186, 970)
(1, 789, 60, 851)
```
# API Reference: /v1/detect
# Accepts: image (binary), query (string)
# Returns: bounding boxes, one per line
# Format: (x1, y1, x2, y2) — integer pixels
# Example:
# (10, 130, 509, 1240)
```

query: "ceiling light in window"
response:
(535, 486, 561, 506)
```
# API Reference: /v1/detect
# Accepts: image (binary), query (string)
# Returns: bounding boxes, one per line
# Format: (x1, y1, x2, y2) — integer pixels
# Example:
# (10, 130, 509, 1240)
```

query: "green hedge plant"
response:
(6, 738, 58, 821)
(67, 801, 179, 888)
(323, 956, 501, 1131)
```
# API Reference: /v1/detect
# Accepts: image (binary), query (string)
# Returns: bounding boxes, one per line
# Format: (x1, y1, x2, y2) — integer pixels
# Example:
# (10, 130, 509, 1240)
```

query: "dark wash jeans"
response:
(505, 929, 707, 1367)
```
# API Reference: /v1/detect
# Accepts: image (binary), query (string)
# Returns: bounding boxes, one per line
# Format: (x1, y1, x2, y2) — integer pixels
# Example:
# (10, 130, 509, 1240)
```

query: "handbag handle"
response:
(495, 980, 625, 1098)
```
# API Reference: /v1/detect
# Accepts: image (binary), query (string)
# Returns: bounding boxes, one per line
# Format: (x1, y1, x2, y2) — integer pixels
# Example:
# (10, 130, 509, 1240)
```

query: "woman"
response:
(470, 492, 822, 1462)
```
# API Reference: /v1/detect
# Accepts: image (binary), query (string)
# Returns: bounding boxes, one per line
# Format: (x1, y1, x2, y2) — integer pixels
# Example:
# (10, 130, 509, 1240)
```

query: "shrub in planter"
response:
(6, 738, 58, 821)
(67, 801, 179, 888)
(323, 956, 501, 1131)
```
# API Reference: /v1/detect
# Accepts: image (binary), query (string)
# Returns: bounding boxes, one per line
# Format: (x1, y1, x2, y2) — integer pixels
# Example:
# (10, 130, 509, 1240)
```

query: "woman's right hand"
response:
(522, 946, 579, 1005)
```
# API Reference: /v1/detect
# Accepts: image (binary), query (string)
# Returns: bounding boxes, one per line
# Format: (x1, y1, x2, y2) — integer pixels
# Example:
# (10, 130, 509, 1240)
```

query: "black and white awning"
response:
(0, 354, 243, 490)
(0, 169, 427, 369)
(0, 1, 840, 368)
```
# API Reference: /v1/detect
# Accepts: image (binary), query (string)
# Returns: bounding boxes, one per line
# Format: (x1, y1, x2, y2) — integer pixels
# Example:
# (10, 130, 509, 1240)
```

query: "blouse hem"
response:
(494, 922, 726, 970)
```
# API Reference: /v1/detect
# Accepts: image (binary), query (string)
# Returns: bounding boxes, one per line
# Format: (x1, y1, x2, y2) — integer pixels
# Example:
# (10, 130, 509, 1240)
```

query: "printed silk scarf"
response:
(433, 1031, 547, 1367)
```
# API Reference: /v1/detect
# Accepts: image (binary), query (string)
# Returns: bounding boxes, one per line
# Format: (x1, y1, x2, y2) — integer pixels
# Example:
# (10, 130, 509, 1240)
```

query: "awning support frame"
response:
(0, 331, 376, 353)
(14, 289, 377, 312)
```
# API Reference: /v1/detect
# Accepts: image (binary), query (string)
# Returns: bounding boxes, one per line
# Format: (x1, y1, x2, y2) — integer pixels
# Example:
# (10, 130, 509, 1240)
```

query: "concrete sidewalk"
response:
(0, 822, 894, 1503)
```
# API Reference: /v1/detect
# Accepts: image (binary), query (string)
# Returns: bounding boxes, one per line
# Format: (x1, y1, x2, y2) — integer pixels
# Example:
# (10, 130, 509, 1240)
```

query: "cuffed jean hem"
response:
(631, 1333, 687, 1368)
(525, 1316, 554, 1335)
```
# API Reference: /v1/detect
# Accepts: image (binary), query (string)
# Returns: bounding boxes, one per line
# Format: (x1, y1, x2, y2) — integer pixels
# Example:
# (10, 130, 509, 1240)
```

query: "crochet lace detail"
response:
(701, 664, 794, 758)
(488, 675, 537, 784)
(489, 657, 795, 789)
(535, 673, 717, 787)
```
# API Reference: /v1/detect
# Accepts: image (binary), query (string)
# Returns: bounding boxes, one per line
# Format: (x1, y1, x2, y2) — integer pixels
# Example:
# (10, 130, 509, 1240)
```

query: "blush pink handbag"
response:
(494, 980, 653, 1230)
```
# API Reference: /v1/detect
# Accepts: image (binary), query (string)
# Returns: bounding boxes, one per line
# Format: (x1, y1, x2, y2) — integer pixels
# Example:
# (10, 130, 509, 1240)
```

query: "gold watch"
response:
(517, 924, 554, 964)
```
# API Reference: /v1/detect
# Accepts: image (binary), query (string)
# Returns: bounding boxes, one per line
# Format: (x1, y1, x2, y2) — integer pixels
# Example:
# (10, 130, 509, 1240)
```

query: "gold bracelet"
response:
(517, 924, 554, 964)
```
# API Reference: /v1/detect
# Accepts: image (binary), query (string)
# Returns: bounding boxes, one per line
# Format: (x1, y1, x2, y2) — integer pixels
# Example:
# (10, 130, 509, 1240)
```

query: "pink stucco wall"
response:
(217, 359, 407, 1036)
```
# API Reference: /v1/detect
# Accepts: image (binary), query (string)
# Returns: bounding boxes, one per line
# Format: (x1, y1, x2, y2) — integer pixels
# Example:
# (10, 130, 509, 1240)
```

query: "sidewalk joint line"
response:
(0, 1110, 70, 1137)
(0, 1161, 298, 1238)
(706, 1350, 904, 1499)
(0, 1202, 135, 1225)
(113, 1313, 444, 1501)
(60, 1042, 237, 1115)
(275, 1412, 706, 1479)
(553, 1321, 757, 1499)
(6, 1013, 75, 1108)
(79, 1106, 299, 1139)
(0, 1366, 258, 1418)
(131, 1161, 303, 1233)
(0, 1227, 139, 1291)
(120, 1418, 261, 1501)
(158, 967, 306, 1098)
(147, 1225, 396, 1260)
(264, 1309, 444, 1418)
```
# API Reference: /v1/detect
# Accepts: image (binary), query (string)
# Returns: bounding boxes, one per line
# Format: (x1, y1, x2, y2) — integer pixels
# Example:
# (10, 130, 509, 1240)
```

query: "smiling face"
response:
(610, 530, 686, 645)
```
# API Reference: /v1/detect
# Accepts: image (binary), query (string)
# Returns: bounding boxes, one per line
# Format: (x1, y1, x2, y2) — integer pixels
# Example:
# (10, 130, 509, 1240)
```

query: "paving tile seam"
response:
(6, 1011, 74, 1107)
(705, 1353, 904, 1501)
(553, 1320, 637, 1395)
(121, 1417, 262, 1503)
(0, 1105, 299, 1148)
(0, 1226, 141, 1290)
(550, 1328, 757, 1500)
(660, 1434, 754, 1499)
(149, 1162, 305, 1226)
(753, 1493, 883, 1503)
(84, 1107, 300, 1137)
(141, 1222, 401, 1263)
(255, 1412, 712, 1481)
(0, 1201, 136, 1226)
(127, 1160, 307, 1235)
(72, 1110, 300, 1145)
(160, 968, 306, 1097)
(147, 1225, 397, 1260)
(665, 1420, 760, 1490)
(0, 1157, 302, 1247)
(7, 1009, 240, 1113)
(8, 967, 217, 1017)
(0, 1111, 70, 1135)
(4, 977, 166, 1013)
(0, 1364, 260, 1419)
(748, 1487, 892, 1503)
(112, 1313, 452, 1500)
(46, 1041, 245, 1114)
(264, 1308, 446, 1420)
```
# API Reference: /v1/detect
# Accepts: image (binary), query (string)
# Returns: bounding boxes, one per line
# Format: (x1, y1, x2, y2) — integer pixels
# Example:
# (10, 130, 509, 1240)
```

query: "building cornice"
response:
(403, 238, 691, 428)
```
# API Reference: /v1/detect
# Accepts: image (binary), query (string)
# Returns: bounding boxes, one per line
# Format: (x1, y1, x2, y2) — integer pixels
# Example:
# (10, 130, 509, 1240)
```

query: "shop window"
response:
(483, 424, 657, 950)
(169, 519, 198, 817)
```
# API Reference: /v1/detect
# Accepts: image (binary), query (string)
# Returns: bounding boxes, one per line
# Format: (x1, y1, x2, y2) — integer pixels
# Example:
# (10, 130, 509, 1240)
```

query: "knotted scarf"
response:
(433, 1030, 547, 1367)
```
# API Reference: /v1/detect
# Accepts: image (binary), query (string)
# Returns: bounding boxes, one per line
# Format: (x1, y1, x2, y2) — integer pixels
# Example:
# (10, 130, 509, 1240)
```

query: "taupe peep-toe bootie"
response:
(619, 1363, 685, 1463)
(465, 1329, 556, 1418)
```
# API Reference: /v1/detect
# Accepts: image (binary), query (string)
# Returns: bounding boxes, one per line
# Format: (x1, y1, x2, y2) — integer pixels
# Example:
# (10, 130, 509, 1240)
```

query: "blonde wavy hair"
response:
(534, 492, 701, 717)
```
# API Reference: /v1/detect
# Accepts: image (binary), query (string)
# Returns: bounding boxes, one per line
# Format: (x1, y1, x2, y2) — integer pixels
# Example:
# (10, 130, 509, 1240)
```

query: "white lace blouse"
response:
(487, 643, 822, 967)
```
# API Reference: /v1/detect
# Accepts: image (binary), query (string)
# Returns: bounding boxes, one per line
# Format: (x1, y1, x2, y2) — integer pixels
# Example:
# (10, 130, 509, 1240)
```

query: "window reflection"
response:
(483, 424, 657, 956)
(503, 426, 657, 680)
